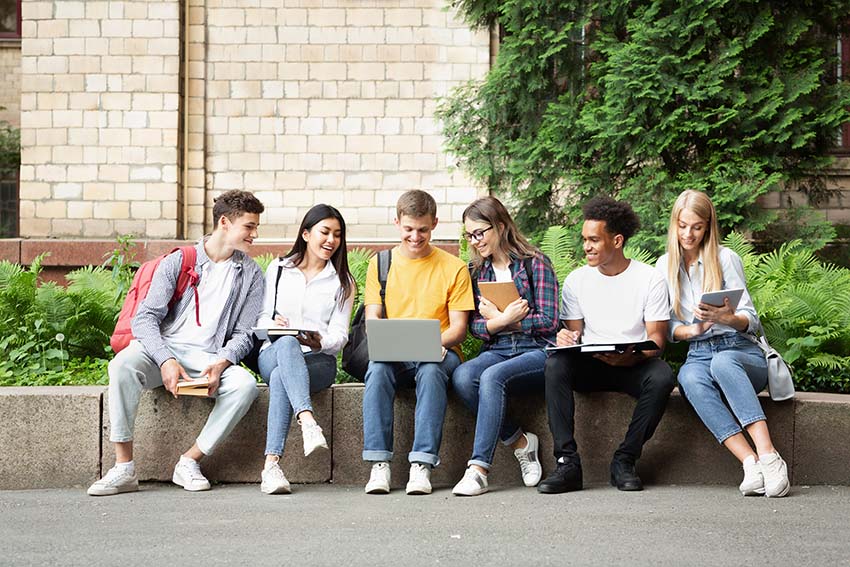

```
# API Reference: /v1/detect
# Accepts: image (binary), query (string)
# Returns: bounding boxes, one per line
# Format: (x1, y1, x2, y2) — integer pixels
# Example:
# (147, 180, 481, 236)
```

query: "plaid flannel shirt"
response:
(469, 252, 559, 345)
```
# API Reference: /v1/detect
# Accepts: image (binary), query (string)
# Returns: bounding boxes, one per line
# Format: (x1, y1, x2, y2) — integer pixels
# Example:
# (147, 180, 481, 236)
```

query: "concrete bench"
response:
(1, 384, 849, 490)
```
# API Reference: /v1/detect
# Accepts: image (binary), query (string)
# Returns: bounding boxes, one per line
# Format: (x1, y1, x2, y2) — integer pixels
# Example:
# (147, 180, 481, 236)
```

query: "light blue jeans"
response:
(677, 333, 768, 443)
(108, 340, 258, 456)
(452, 334, 547, 470)
(258, 336, 336, 456)
(362, 351, 461, 467)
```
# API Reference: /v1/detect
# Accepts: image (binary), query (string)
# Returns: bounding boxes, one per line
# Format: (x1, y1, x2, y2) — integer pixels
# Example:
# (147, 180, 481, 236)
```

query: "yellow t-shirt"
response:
(365, 246, 474, 354)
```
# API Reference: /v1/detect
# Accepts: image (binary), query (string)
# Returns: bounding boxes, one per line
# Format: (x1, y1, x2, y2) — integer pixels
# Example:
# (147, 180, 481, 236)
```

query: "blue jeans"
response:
(362, 350, 461, 467)
(677, 333, 768, 444)
(452, 334, 546, 470)
(258, 336, 337, 456)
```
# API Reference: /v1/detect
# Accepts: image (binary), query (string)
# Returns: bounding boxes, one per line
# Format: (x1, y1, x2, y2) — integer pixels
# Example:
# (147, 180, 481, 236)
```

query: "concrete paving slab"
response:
(0, 386, 103, 490)
(1, 484, 848, 566)
(101, 385, 332, 484)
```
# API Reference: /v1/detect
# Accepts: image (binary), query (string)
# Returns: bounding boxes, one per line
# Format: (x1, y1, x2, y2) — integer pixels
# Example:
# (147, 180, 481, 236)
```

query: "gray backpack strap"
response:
(377, 249, 392, 314)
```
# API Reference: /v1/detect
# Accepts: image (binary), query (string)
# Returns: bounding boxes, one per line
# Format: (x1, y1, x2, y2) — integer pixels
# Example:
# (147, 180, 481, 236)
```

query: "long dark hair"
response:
(284, 204, 354, 303)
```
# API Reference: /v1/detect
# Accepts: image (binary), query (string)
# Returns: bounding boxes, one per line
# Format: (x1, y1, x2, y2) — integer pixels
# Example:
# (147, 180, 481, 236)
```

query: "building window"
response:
(0, 0, 21, 39)
(0, 174, 17, 237)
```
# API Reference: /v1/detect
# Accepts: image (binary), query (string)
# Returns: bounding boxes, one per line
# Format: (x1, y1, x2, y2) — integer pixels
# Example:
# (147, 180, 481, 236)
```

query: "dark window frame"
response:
(0, 0, 21, 40)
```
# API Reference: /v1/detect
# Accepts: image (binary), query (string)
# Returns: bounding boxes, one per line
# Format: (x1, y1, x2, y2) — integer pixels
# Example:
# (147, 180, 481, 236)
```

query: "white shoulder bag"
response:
(744, 322, 795, 402)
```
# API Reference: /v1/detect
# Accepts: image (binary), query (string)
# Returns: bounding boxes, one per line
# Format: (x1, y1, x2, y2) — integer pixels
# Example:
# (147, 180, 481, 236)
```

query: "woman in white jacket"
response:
(256, 204, 354, 494)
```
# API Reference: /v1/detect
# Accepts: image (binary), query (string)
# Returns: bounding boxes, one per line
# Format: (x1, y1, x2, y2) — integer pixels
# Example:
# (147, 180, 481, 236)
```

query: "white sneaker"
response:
(172, 458, 211, 492)
(365, 462, 391, 494)
(760, 452, 790, 498)
(300, 421, 328, 457)
(87, 465, 139, 497)
(514, 432, 543, 487)
(739, 455, 765, 496)
(452, 467, 489, 497)
(260, 461, 291, 495)
(405, 463, 432, 495)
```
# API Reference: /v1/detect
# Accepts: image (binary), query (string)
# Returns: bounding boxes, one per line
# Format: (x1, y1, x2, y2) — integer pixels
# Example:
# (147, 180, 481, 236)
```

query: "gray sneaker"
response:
(87, 465, 139, 497)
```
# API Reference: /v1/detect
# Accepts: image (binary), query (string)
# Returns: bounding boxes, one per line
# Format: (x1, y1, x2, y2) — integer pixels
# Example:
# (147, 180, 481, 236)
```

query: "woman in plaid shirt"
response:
(451, 197, 559, 496)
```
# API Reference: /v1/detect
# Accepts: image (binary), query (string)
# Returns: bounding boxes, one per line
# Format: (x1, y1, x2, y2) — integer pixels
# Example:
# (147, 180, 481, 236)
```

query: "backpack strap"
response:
(377, 249, 391, 316)
(171, 246, 200, 326)
(522, 256, 536, 306)
(271, 258, 285, 317)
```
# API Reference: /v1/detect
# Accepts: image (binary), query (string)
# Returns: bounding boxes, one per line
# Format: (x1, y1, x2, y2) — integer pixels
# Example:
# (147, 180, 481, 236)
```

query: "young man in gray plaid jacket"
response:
(88, 190, 266, 496)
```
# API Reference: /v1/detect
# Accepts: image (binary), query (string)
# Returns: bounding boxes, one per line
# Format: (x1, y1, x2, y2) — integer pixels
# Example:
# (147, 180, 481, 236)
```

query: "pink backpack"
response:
(110, 246, 200, 353)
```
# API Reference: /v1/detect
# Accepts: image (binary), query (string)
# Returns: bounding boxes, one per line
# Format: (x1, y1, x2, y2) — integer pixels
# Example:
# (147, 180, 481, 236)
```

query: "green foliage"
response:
(440, 0, 850, 253)
(254, 253, 276, 273)
(0, 255, 121, 381)
(100, 233, 139, 305)
(10, 234, 847, 394)
(724, 235, 850, 392)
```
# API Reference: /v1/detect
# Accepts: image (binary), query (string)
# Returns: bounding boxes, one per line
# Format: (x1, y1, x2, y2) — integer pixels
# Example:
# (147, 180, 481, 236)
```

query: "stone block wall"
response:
(0, 43, 21, 127)
(757, 156, 850, 226)
(198, 0, 489, 240)
(18, 0, 489, 241)
(18, 0, 181, 238)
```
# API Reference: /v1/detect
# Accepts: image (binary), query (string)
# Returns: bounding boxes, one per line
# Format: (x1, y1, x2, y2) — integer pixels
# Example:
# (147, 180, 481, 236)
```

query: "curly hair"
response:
(212, 190, 265, 226)
(582, 196, 640, 244)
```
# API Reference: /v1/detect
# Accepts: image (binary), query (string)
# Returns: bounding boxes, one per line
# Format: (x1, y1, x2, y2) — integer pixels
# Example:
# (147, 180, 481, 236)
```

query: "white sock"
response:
(179, 455, 198, 466)
(743, 455, 757, 467)
(115, 461, 135, 474)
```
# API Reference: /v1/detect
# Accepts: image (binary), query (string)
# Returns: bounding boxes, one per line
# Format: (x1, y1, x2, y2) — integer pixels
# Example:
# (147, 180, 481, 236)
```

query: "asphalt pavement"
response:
(1, 483, 849, 566)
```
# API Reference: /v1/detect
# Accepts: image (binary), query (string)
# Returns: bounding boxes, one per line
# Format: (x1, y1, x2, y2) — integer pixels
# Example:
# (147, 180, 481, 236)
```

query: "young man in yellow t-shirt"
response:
(362, 190, 474, 495)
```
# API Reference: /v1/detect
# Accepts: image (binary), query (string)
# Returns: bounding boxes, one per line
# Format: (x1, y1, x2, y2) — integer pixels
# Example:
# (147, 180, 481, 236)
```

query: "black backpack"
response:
(341, 249, 391, 381)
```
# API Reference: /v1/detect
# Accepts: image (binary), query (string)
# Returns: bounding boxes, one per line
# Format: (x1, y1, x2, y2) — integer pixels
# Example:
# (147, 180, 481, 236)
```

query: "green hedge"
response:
(1, 235, 848, 393)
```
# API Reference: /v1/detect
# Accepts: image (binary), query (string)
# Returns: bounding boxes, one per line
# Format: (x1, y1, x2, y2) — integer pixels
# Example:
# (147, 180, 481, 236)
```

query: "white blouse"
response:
(656, 246, 758, 341)
(256, 257, 355, 355)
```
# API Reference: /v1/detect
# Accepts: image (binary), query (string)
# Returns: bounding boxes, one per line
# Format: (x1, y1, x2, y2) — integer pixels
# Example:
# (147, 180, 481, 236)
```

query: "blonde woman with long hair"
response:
(657, 190, 789, 497)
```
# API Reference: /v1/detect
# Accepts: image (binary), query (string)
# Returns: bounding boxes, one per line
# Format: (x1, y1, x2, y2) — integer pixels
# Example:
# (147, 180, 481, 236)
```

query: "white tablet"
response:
(699, 288, 744, 308)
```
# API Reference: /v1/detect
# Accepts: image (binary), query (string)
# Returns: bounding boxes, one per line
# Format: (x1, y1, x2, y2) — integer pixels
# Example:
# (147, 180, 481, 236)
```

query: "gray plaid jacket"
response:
(130, 240, 265, 367)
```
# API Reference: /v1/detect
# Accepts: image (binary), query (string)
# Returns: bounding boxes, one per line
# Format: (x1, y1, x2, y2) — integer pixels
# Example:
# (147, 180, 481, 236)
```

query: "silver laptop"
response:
(366, 319, 443, 363)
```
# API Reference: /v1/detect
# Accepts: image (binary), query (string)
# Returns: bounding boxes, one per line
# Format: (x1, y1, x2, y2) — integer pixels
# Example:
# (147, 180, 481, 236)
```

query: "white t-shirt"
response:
(492, 265, 512, 283)
(162, 258, 235, 353)
(561, 260, 670, 344)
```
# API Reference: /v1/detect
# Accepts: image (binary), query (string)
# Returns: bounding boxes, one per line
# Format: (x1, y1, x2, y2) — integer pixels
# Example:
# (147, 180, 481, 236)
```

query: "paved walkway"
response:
(2, 483, 849, 566)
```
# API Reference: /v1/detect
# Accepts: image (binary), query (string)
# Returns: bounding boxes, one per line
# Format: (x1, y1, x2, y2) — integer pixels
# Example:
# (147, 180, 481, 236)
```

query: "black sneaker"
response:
(537, 460, 583, 494)
(610, 458, 643, 491)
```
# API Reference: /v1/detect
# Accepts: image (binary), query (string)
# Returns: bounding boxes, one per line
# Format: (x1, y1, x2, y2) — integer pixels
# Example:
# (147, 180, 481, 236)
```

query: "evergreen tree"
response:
(440, 0, 850, 251)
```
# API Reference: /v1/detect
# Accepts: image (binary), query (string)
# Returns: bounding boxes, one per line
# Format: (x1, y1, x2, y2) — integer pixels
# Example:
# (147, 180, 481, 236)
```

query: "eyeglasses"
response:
(462, 226, 493, 242)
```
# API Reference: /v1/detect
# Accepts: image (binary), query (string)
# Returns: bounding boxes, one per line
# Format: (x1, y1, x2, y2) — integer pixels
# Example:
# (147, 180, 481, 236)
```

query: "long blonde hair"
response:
(463, 197, 538, 271)
(666, 190, 724, 320)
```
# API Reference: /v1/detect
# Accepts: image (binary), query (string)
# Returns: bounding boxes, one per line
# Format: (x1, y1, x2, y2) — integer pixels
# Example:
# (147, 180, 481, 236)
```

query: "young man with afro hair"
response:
(539, 196, 674, 494)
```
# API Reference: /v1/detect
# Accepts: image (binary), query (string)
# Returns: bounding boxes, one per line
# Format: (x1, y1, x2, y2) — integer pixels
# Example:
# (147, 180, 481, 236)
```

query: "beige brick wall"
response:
(0, 43, 21, 127)
(19, 0, 181, 238)
(758, 157, 850, 225)
(202, 0, 489, 240)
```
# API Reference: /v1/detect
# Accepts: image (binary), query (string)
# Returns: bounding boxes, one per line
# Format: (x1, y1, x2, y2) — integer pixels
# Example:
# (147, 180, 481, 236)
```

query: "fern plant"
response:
(723, 234, 850, 393)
